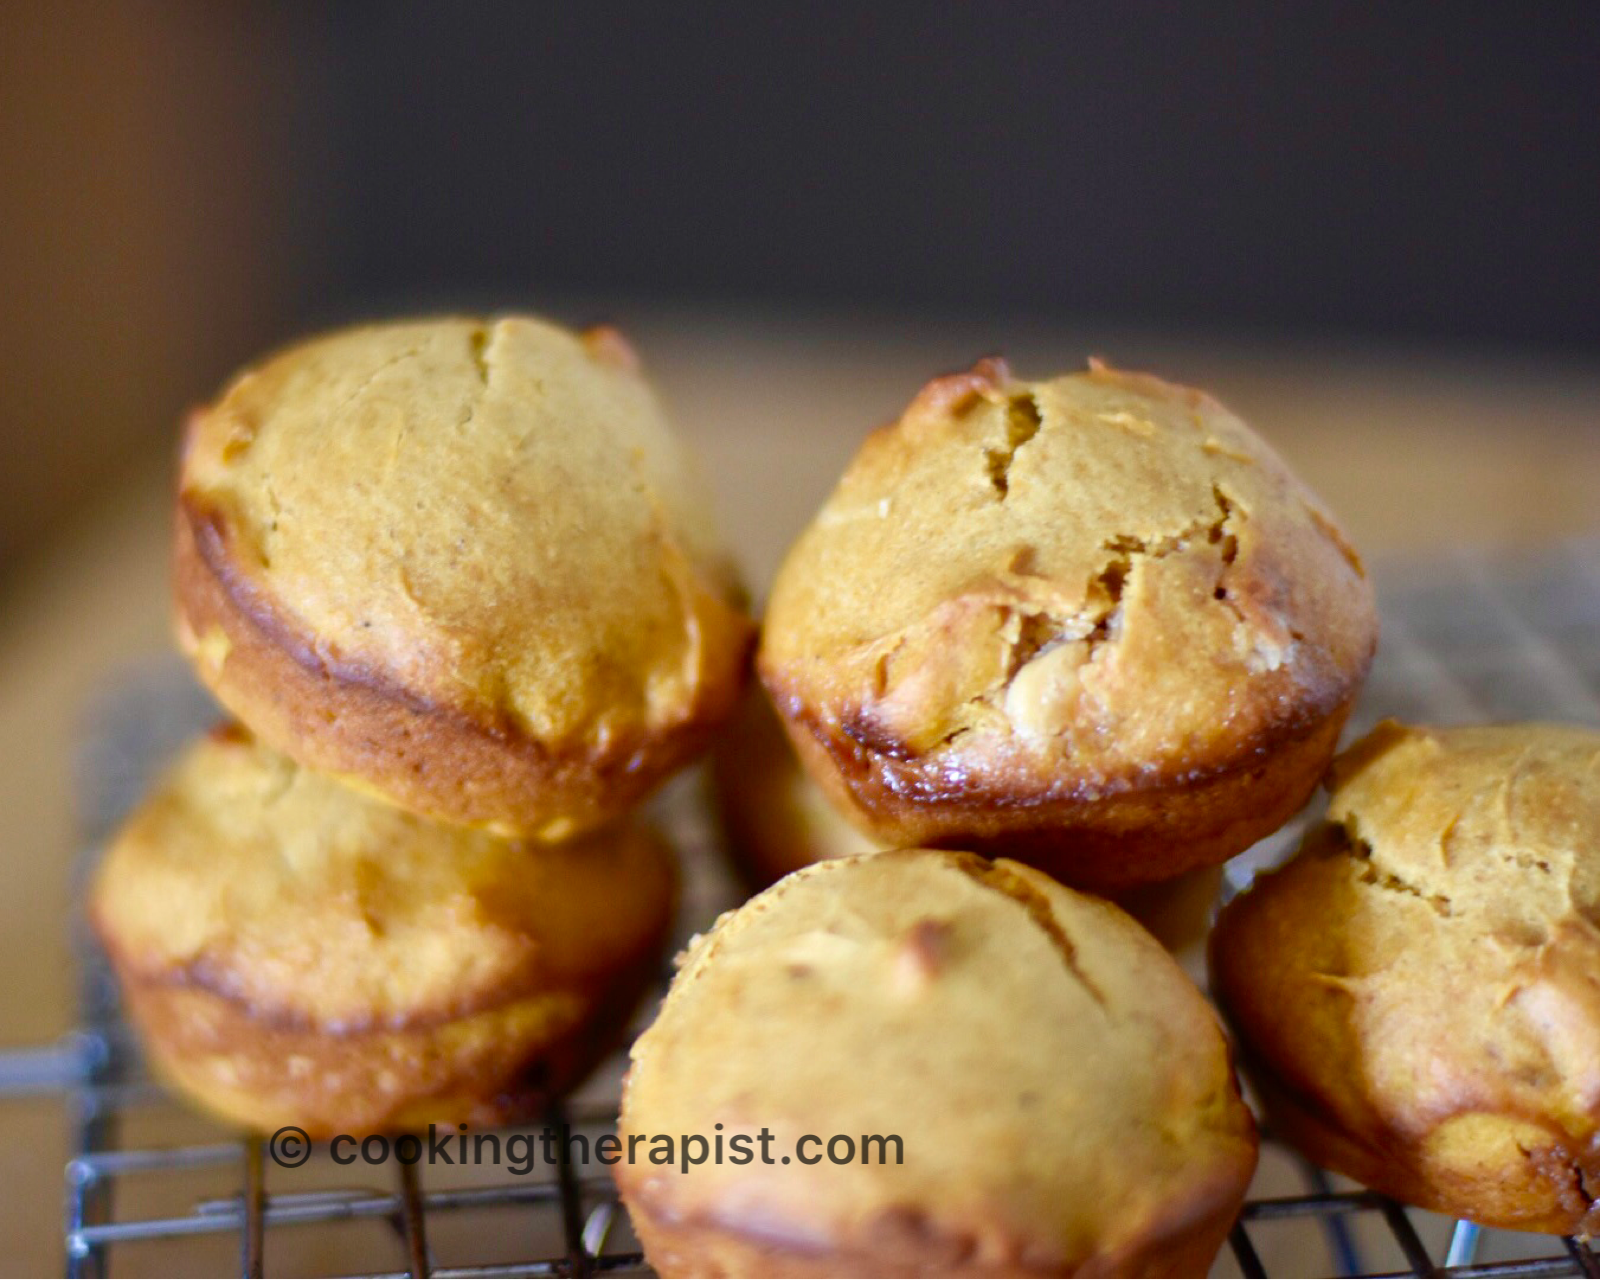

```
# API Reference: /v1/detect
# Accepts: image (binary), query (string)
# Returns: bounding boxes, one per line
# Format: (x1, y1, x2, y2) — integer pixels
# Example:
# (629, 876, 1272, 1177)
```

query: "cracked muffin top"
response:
(761, 358, 1375, 794)
(757, 359, 1376, 889)
(618, 849, 1257, 1277)
(1211, 720, 1600, 1234)
(91, 725, 678, 1031)
(175, 315, 752, 837)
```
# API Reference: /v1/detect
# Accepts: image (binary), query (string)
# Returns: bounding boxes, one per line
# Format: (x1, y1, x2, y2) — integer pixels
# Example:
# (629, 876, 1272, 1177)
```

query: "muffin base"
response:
(624, 1176, 1241, 1279)
(1235, 1039, 1600, 1237)
(120, 947, 661, 1137)
(778, 694, 1355, 894)
(174, 497, 749, 840)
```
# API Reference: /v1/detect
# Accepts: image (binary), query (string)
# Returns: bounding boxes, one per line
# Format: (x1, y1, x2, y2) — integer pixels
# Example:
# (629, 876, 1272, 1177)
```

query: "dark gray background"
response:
(298, 2, 1600, 350)
(0, 1, 1596, 575)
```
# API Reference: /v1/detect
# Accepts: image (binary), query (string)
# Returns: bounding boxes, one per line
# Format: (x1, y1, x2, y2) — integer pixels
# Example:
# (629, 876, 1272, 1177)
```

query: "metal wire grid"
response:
(10, 537, 1600, 1277)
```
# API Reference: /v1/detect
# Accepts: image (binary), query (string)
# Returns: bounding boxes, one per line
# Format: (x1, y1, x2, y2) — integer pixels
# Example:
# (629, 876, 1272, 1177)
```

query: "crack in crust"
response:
(467, 324, 492, 385)
(1326, 819, 1456, 919)
(1076, 481, 1244, 669)
(327, 346, 424, 422)
(983, 391, 1043, 498)
(854, 477, 1254, 760)
(952, 854, 1110, 1010)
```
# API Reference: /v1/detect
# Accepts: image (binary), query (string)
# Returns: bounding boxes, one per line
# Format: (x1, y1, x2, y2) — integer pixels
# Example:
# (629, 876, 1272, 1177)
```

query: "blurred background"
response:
(3, 1, 1598, 577)
(1, 4, 1599, 1273)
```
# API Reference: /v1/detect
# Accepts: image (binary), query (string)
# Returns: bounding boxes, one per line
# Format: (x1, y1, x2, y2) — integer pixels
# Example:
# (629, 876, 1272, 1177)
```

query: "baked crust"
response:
(615, 850, 1257, 1278)
(121, 946, 659, 1137)
(1211, 720, 1600, 1234)
(759, 359, 1375, 890)
(711, 687, 1222, 957)
(175, 315, 752, 839)
(174, 501, 746, 841)
(92, 726, 677, 1133)
(625, 1185, 1239, 1279)
(778, 682, 1352, 893)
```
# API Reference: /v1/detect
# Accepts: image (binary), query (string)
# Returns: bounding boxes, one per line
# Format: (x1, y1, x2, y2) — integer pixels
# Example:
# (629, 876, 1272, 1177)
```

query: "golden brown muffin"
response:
(91, 725, 677, 1137)
(1211, 720, 1600, 1234)
(616, 850, 1257, 1278)
(175, 315, 752, 840)
(759, 358, 1376, 891)
(710, 687, 1221, 965)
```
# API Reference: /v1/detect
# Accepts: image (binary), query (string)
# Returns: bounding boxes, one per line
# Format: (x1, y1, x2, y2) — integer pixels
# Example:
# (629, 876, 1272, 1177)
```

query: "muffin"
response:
(710, 688, 1221, 966)
(759, 358, 1376, 891)
(91, 725, 678, 1136)
(616, 850, 1257, 1277)
(175, 315, 752, 840)
(1211, 720, 1600, 1234)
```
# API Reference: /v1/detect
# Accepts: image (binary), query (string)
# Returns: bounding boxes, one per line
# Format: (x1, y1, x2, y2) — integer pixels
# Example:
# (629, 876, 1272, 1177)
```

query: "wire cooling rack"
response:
(5, 539, 1600, 1277)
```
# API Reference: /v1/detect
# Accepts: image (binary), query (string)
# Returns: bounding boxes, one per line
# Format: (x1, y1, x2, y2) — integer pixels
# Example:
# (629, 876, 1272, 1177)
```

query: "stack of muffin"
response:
(91, 316, 754, 1135)
(615, 357, 1376, 1275)
(93, 318, 1600, 1277)
(620, 356, 1600, 1275)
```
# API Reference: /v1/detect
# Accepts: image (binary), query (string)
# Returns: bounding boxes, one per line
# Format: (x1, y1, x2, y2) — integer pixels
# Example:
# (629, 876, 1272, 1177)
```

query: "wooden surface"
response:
(1, 313, 1598, 1274)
